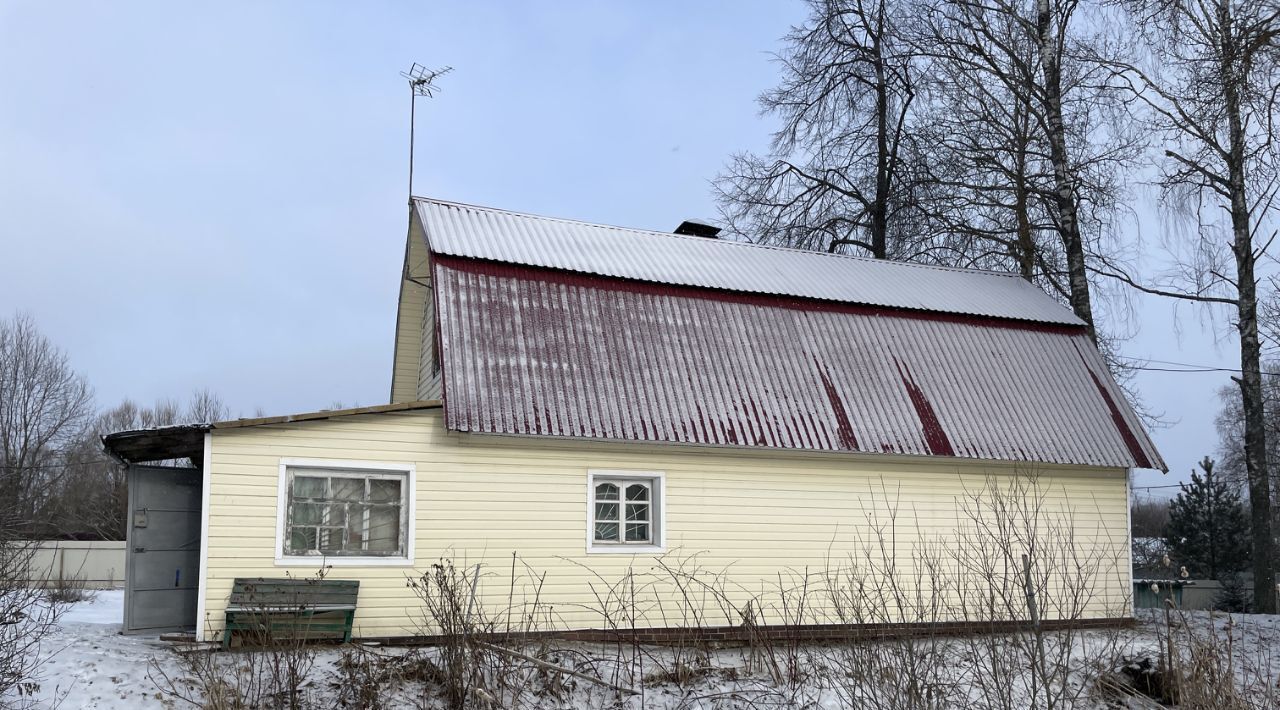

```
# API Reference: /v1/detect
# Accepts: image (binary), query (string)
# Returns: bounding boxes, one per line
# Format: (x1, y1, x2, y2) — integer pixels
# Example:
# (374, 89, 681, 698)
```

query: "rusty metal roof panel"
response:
(434, 257, 1164, 470)
(414, 197, 1084, 326)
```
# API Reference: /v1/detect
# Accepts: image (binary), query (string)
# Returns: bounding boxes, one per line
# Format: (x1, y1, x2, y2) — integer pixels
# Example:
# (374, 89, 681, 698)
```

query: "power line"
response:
(1126, 357, 1280, 377)
(1130, 365, 1235, 373)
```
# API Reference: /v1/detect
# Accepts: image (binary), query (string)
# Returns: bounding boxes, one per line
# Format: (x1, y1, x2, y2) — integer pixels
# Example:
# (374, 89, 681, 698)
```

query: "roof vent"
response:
(674, 220, 721, 239)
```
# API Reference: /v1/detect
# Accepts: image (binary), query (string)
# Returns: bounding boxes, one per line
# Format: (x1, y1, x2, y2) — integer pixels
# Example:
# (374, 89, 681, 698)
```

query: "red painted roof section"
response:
(432, 255, 1165, 470)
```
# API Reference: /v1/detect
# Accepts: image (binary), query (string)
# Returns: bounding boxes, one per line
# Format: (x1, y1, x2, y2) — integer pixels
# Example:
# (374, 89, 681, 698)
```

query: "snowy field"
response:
(13, 592, 1280, 708)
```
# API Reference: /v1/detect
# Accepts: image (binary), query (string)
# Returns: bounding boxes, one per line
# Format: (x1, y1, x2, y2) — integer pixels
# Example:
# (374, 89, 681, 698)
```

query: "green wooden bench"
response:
(222, 577, 359, 649)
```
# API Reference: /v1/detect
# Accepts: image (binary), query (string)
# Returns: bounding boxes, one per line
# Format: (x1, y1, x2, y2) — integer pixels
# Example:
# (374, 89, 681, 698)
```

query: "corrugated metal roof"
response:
(433, 256, 1164, 470)
(102, 401, 445, 463)
(414, 197, 1083, 326)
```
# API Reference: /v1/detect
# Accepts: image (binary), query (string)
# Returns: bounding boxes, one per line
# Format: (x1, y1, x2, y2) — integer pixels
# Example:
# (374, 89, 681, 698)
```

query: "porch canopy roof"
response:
(101, 400, 442, 464)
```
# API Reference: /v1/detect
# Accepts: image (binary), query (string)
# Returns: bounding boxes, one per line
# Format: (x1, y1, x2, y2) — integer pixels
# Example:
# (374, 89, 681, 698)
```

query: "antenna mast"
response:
(402, 63, 453, 204)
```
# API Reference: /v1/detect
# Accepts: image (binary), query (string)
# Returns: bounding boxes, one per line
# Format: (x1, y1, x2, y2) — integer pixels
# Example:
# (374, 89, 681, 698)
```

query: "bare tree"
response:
(1214, 367, 1280, 499)
(1034, 0, 1101, 337)
(0, 313, 90, 705)
(913, 0, 1058, 282)
(714, 0, 928, 260)
(0, 313, 94, 538)
(0, 535, 65, 705)
(57, 390, 229, 540)
(912, 0, 1140, 343)
(717, 0, 1143, 353)
(1101, 0, 1280, 611)
(1130, 496, 1171, 538)
(185, 388, 229, 425)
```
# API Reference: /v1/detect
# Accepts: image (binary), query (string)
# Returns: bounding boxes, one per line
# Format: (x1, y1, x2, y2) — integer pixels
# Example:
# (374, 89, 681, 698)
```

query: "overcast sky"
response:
(0, 1, 1245, 494)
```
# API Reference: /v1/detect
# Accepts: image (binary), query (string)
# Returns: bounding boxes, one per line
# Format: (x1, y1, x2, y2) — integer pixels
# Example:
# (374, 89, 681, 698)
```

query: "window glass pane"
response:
(370, 479, 400, 503)
(595, 483, 618, 500)
(293, 476, 326, 499)
(317, 527, 345, 552)
(626, 484, 649, 501)
(344, 503, 366, 550)
(625, 523, 650, 542)
(594, 522, 619, 542)
(595, 503, 618, 522)
(367, 506, 401, 552)
(286, 468, 408, 557)
(289, 527, 317, 552)
(625, 503, 649, 522)
(292, 502, 322, 525)
(331, 477, 364, 503)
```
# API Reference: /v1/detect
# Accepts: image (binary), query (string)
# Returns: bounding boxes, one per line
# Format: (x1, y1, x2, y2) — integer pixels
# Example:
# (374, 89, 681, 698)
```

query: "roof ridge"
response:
(412, 196, 1023, 281)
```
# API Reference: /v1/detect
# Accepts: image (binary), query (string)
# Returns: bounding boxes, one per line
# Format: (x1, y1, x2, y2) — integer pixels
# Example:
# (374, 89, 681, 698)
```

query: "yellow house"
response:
(104, 198, 1163, 643)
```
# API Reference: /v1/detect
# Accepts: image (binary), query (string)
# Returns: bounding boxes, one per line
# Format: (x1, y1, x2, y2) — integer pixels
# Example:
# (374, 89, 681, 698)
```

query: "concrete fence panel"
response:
(22, 541, 126, 589)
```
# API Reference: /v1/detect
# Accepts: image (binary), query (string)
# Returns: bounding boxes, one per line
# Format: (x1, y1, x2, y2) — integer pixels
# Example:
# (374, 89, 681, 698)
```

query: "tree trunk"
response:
(1234, 247, 1274, 611)
(1013, 102, 1035, 281)
(1015, 179, 1035, 281)
(1037, 0, 1096, 341)
(1220, 0, 1276, 612)
(871, 0, 890, 259)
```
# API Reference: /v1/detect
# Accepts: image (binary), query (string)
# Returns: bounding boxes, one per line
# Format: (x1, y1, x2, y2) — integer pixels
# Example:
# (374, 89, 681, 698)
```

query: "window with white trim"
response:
(283, 467, 408, 557)
(590, 473, 662, 549)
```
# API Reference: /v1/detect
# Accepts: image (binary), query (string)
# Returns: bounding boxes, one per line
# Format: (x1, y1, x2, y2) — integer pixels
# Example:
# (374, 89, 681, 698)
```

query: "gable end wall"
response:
(389, 216, 431, 403)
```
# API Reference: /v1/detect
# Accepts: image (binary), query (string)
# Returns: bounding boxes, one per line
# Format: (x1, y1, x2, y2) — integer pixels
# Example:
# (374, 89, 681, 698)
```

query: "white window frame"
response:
(275, 458, 416, 567)
(586, 469, 666, 554)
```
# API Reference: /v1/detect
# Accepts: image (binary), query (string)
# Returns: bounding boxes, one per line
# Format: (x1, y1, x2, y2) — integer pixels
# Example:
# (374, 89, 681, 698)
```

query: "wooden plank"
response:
(212, 401, 441, 430)
(223, 577, 360, 649)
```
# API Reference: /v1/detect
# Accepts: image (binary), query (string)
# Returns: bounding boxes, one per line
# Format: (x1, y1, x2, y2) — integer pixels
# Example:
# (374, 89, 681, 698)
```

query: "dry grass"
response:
(1146, 604, 1279, 709)
(139, 473, 1277, 709)
(150, 571, 329, 710)
(43, 571, 94, 605)
(1, 537, 67, 708)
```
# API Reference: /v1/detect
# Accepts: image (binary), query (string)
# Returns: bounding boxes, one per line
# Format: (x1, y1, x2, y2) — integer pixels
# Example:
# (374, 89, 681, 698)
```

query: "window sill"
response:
(586, 544, 666, 555)
(274, 555, 415, 568)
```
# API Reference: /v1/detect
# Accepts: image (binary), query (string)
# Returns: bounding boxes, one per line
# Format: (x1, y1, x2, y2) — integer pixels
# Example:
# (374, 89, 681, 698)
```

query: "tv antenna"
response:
(402, 63, 453, 203)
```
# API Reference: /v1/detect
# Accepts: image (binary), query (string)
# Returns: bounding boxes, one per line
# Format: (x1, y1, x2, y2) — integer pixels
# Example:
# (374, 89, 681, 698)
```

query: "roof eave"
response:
(102, 400, 444, 463)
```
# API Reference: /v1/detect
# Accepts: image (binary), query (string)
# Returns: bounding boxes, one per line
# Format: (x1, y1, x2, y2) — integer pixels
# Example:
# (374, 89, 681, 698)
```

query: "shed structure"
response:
(105, 197, 1162, 642)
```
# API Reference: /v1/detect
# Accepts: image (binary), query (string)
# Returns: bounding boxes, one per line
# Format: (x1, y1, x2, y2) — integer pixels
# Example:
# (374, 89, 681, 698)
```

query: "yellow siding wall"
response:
(416, 282, 441, 401)
(388, 218, 431, 403)
(202, 409, 1132, 640)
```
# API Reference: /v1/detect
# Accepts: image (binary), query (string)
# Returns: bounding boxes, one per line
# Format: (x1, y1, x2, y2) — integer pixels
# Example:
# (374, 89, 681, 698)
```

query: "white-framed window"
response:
(587, 470, 665, 554)
(275, 458, 415, 567)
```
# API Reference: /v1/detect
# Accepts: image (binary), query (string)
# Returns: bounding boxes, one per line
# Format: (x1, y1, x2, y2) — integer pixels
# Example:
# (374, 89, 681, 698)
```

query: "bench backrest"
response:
(229, 577, 359, 608)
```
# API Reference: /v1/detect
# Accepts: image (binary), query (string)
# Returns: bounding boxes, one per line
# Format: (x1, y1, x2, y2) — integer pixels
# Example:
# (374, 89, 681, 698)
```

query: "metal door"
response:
(124, 465, 201, 634)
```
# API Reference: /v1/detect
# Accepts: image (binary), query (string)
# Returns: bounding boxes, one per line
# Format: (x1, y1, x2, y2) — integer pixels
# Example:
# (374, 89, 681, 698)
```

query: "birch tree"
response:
(912, 0, 1138, 341)
(719, 0, 1137, 347)
(714, 0, 927, 259)
(913, 0, 1060, 284)
(1035, 0, 1099, 337)
(1103, 0, 1280, 611)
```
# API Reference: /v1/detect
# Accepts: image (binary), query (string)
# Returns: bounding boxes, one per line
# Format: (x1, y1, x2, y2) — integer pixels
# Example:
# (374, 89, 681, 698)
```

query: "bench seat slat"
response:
(222, 577, 360, 650)
(230, 595, 359, 604)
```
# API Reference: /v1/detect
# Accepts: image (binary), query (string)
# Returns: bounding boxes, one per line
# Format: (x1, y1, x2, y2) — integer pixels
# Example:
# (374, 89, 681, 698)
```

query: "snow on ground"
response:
(58, 589, 124, 625)
(12, 592, 1280, 708)
(21, 591, 182, 709)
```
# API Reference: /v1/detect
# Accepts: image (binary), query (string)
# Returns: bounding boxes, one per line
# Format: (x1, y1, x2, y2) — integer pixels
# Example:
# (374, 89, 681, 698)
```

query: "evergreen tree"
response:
(1165, 457, 1251, 580)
